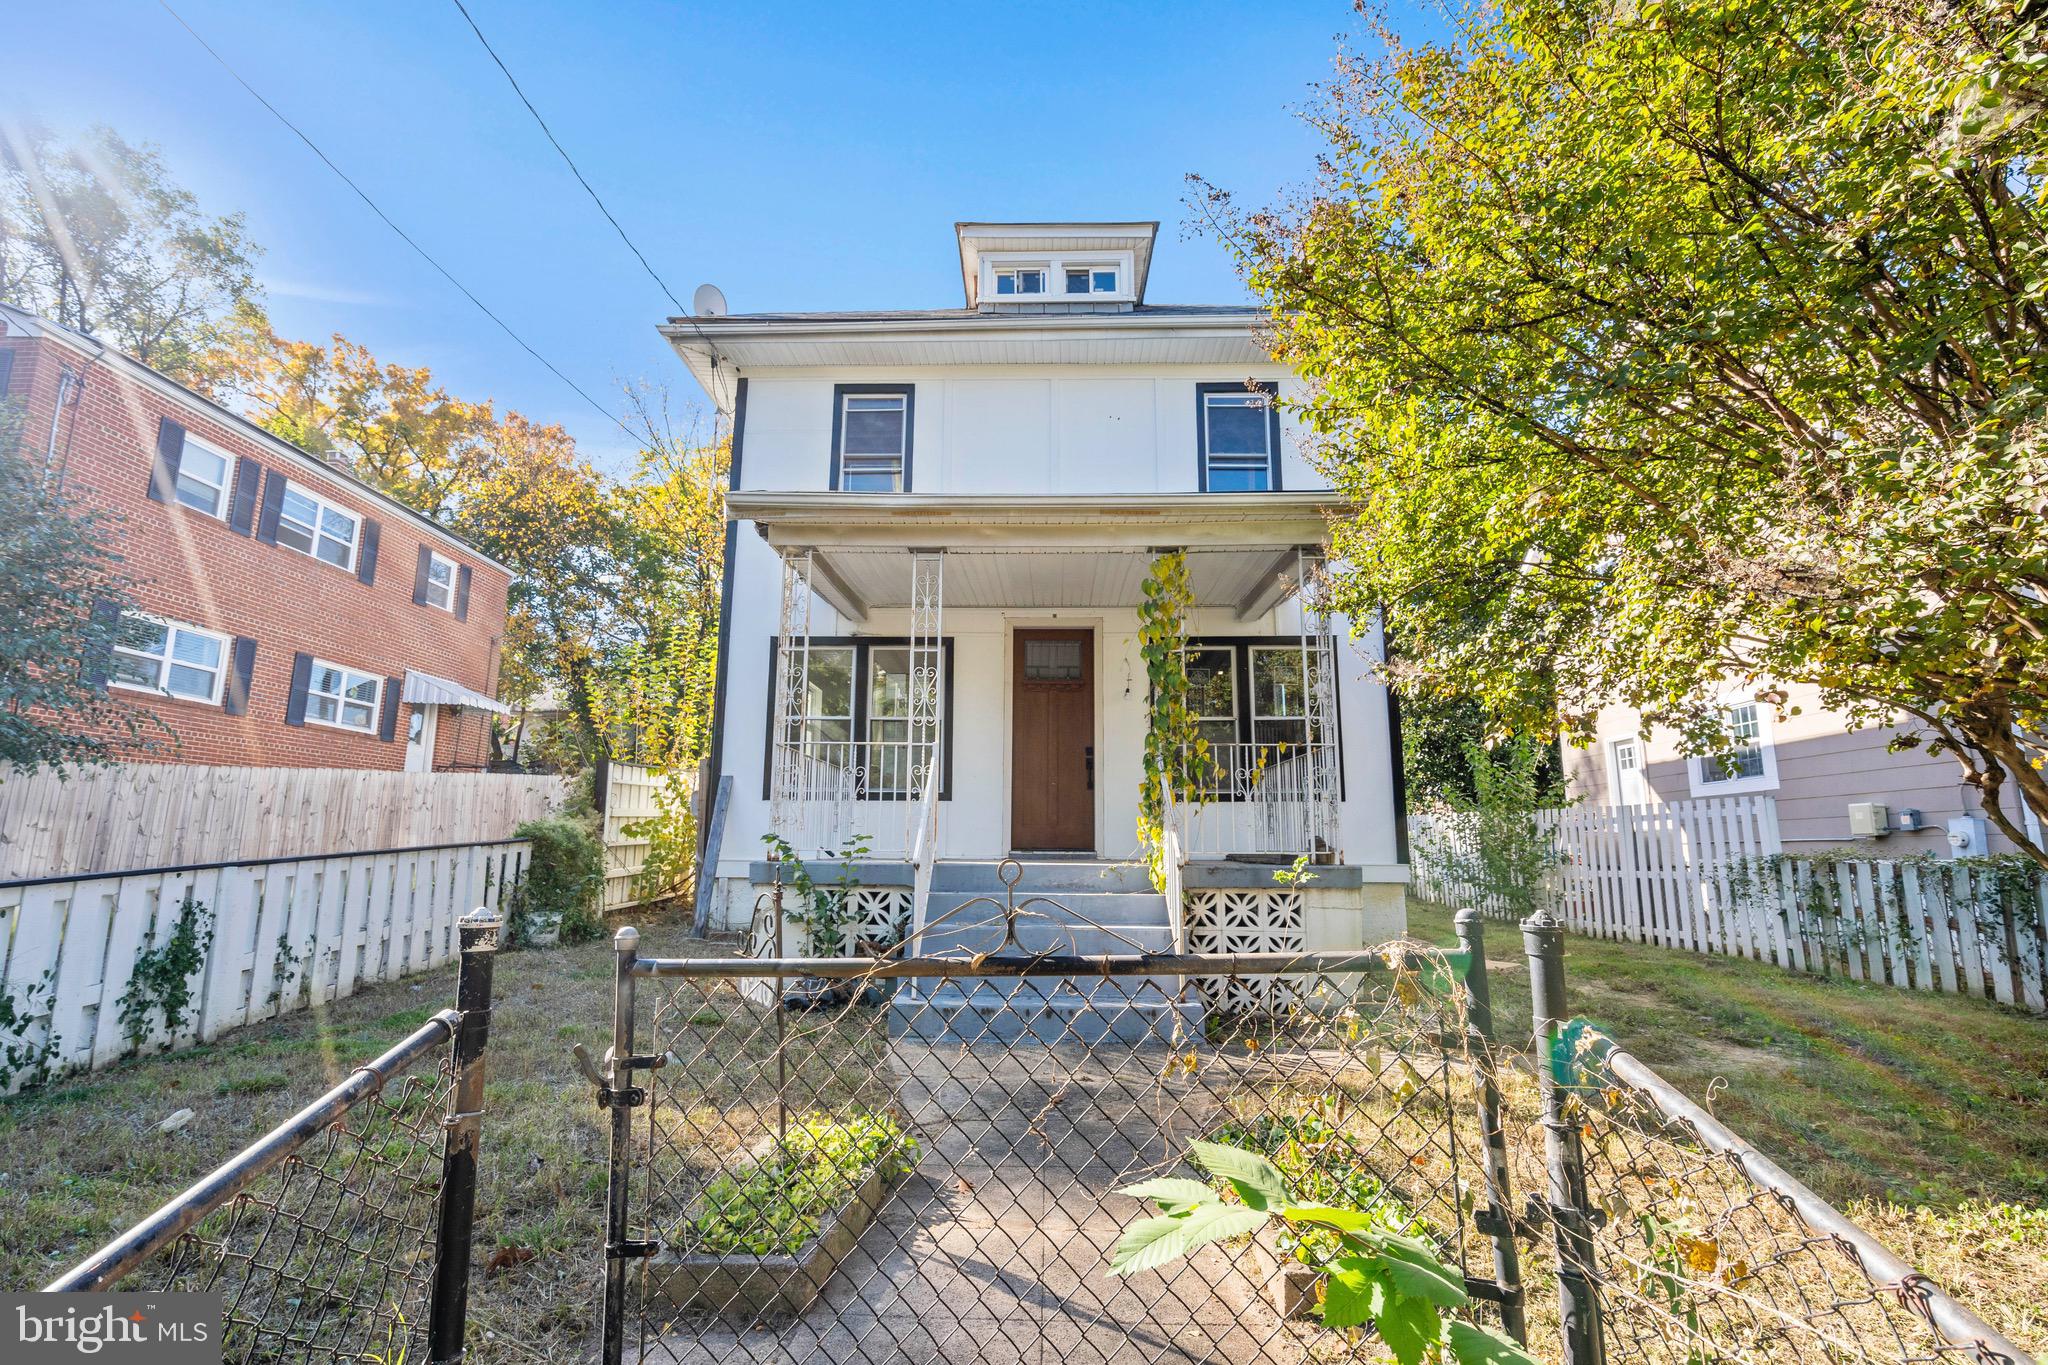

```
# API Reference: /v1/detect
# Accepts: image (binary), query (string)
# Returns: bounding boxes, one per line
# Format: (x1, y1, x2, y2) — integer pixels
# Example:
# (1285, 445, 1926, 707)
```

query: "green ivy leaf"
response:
(1188, 1140, 1289, 1211)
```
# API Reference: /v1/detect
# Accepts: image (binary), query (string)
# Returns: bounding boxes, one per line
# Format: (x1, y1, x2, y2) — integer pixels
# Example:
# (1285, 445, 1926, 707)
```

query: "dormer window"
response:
(994, 267, 1046, 296)
(1064, 266, 1119, 295)
(832, 385, 914, 492)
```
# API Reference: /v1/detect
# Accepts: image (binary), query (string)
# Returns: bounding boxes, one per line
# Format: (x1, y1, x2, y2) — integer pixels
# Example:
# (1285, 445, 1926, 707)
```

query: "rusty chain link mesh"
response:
(625, 948, 1520, 1364)
(1571, 1077, 1982, 1364)
(122, 1056, 455, 1365)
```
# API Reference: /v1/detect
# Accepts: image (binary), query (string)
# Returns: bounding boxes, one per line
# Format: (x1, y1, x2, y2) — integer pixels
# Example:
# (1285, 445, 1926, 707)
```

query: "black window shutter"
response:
(148, 419, 186, 504)
(454, 564, 472, 621)
(379, 677, 403, 742)
(357, 518, 381, 585)
(412, 544, 433, 605)
(256, 468, 287, 544)
(285, 651, 313, 726)
(83, 598, 123, 691)
(0, 349, 14, 395)
(223, 637, 258, 714)
(227, 459, 262, 534)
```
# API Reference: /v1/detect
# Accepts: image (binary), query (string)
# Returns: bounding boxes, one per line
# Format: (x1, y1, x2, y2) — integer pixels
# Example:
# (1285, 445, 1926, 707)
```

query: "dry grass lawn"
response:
(2, 895, 2043, 1361)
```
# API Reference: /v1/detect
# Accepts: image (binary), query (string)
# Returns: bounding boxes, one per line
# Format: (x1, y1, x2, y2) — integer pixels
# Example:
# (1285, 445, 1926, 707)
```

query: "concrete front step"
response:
(931, 860, 1155, 894)
(921, 889, 1172, 931)
(910, 922, 1173, 959)
(887, 978, 1205, 1046)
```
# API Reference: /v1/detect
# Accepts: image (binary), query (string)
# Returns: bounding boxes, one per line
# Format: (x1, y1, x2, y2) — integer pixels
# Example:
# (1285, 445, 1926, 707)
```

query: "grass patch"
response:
(1406, 896, 2048, 1353)
(214, 1072, 290, 1097)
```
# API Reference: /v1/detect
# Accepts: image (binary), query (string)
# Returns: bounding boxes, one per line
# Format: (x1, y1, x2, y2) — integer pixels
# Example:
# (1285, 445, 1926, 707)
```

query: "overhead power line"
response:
(448, 0, 685, 315)
(155, 0, 644, 446)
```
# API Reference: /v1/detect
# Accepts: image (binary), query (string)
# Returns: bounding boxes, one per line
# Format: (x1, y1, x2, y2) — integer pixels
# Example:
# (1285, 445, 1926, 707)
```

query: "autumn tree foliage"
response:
(1202, 0, 2048, 865)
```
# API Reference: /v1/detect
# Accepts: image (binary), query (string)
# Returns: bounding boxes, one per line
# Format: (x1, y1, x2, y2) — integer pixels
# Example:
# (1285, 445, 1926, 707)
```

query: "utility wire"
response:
(448, 0, 685, 314)
(155, 0, 645, 446)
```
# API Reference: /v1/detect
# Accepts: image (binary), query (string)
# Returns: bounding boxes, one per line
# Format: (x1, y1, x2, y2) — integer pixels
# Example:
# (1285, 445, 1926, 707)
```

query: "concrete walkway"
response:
(636, 1038, 1312, 1365)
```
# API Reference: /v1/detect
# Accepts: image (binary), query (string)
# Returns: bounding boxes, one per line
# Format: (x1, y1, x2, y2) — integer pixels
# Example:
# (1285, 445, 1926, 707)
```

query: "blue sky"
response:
(8, 1, 1386, 472)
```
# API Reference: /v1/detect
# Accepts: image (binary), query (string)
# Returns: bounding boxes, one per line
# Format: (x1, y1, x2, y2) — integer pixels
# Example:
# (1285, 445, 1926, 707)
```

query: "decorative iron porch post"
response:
(905, 550, 945, 859)
(1295, 547, 1340, 858)
(769, 549, 815, 845)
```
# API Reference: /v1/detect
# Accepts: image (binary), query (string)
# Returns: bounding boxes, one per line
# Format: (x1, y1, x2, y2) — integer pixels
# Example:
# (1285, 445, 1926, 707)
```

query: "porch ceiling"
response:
(798, 544, 1313, 619)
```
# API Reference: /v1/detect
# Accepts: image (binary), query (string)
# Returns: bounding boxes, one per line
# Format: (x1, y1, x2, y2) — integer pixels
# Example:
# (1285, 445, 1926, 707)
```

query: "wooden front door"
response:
(1011, 629, 1095, 851)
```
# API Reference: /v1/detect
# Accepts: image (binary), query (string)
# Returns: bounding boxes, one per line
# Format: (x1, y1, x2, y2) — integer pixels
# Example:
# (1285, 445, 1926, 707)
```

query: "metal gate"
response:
(590, 890, 1529, 1365)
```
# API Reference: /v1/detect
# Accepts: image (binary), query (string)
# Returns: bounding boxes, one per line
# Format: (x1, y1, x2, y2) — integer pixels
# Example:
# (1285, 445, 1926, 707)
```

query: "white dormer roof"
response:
(955, 221, 1159, 308)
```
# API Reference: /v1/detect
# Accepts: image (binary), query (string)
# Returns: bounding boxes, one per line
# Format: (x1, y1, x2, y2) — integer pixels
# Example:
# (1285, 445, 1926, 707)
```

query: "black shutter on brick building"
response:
(285, 652, 313, 725)
(357, 518, 381, 585)
(454, 564, 472, 621)
(256, 468, 287, 544)
(379, 677, 402, 742)
(228, 459, 262, 534)
(412, 544, 433, 605)
(147, 419, 186, 504)
(224, 637, 258, 715)
(84, 598, 122, 691)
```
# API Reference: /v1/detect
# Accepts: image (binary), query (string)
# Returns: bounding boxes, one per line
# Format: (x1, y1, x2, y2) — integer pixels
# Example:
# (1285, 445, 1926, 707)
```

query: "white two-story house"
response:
(664, 222, 1408, 972)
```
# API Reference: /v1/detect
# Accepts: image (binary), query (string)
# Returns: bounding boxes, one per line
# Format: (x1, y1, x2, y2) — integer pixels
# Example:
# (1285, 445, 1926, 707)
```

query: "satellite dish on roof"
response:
(692, 283, 728, 317)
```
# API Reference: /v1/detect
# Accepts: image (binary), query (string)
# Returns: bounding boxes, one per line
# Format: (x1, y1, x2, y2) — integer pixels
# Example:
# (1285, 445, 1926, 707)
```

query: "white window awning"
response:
(402, 669, 510, 715)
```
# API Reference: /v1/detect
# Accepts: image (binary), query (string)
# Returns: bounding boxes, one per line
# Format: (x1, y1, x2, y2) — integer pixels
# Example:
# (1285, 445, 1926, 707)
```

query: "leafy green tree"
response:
(0, 402, 155, 773)
(0, 125, 261, 379)
(1198, 0, 2048, 866)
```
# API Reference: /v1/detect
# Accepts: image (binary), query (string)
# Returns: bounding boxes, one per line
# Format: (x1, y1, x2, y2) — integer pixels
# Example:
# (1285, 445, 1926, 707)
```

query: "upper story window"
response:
(833, 386, 913, 492)
(173, 436, 231, 517)
(423, 551, 458, 612)
(306, 658, 382, 733)
(1063, 266, 1119, 296)
(994, 266, 1047, 296)
(1197, 382, 1282, 492)
(277, 481, 360, 570)
(112, 612, 227, 704)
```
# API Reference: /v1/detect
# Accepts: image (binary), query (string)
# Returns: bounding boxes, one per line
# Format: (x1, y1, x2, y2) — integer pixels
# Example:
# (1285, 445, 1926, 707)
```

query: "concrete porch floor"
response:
(634, 1040, 1316, 1365)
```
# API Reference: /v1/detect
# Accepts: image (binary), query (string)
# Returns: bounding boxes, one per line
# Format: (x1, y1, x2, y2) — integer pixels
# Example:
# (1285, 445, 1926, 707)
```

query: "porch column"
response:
(905, 550, 945, 859)
(1296, 547, 1341, 858)
(769, 549, 815, 843)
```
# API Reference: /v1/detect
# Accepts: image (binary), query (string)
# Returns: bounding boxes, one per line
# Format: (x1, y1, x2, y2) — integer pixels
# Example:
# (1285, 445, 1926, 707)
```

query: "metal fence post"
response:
(429, 907, 500, 1365)
(1455, 908, 1527, 1344)
(600, 925, 641, 1365)
(1523, 909, 1606, 1365)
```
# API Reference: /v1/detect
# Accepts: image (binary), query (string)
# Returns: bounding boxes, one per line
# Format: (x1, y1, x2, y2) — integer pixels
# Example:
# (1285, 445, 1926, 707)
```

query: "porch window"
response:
(766, 637, 954, 799)
(1186, 646, 1238, 792)
(1173, 640, 1344, 800)
(1249, 647, 1310, 751)
(832, 387, 912, 492)
(1196, 382, 1282, 492)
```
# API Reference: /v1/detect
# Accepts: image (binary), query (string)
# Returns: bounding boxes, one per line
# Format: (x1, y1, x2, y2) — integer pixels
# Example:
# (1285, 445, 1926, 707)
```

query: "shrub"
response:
(509, 816, 605, 946)
(687, 1113, 917, 1255)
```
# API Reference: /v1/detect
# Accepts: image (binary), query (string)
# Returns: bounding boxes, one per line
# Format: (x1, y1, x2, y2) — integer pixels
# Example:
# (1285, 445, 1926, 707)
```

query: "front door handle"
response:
(1085, 745, 1094, 791)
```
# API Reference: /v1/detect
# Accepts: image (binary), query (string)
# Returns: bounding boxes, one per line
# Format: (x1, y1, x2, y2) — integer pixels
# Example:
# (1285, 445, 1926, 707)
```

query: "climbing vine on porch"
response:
(1137, 550, 1201, 891)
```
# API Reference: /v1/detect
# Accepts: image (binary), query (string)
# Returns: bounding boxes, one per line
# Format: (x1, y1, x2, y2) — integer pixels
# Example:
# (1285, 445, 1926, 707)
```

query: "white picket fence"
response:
(0, 838, 529, 1090)
(1413, 797, 2048, 1014)
(0, 764, 564, 881)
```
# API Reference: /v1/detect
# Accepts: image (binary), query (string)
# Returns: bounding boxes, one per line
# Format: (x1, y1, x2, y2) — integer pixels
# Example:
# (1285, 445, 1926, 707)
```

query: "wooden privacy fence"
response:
(1413, 796, 2048, 1013)
(599, 761, 683, 915)
(0, 764, 564, 881)
(0, 838, 529, 1091)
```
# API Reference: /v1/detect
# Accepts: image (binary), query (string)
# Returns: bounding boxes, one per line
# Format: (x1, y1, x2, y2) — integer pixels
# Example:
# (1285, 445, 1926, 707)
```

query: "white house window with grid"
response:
(837, 394, 907, 491)
(994, 266, 1046, 296)
(1201, 389, 1276, 491)
(174, 436, 230, 517)
(1250, 647, 1310, 750)
(112, 613, 226, 704)
(424, 551, 458, 611)
(276, 482, 360, 570)
(1063, 265, 1119, 295)
(307, 659, 382, 733)
(1187, 646, 1237, 795)
(1689, 702, 1778, 795)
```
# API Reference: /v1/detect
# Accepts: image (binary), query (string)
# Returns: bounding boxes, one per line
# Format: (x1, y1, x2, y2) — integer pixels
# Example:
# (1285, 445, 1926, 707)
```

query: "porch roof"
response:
(732, 491, 1345, 620)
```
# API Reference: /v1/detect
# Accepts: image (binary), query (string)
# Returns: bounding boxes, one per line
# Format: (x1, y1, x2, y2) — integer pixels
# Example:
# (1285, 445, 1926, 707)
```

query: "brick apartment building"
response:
(0, 301, 512, 772)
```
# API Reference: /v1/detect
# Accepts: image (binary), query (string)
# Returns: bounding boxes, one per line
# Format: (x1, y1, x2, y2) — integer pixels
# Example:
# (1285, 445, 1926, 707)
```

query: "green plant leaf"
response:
(1108, 1204, 1268, 1277)
(1447, 1320, 1542, 1365)
(1117, 1177, 1220, 1212)
(1374, 1250, 1469, 1308)
(1282, 1205, 1385, 1234)
(1319, 1258, 1379, 1329)
(1188, 1140, 1288, 1211)
(1372, 1287, 1442, 1365)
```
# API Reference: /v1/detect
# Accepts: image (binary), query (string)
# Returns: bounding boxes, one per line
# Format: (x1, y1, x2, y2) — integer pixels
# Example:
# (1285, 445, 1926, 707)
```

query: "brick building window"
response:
(174, 436, 231, 517)
(306, 658, 382, 733)
(111, 613, 227, 704)
(424, 551, 458, 611)
(277, 481, 360, 570)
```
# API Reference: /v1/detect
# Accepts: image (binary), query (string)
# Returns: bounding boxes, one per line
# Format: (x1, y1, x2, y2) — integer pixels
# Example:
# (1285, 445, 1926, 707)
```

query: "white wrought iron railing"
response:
(1175, 741, 1339, 859)
(768, 738, 938, 859)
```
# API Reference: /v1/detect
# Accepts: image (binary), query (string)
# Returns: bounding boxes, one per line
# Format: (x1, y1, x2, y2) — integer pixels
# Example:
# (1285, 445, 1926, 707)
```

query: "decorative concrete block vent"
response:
(645, 1111, 917, 1320)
